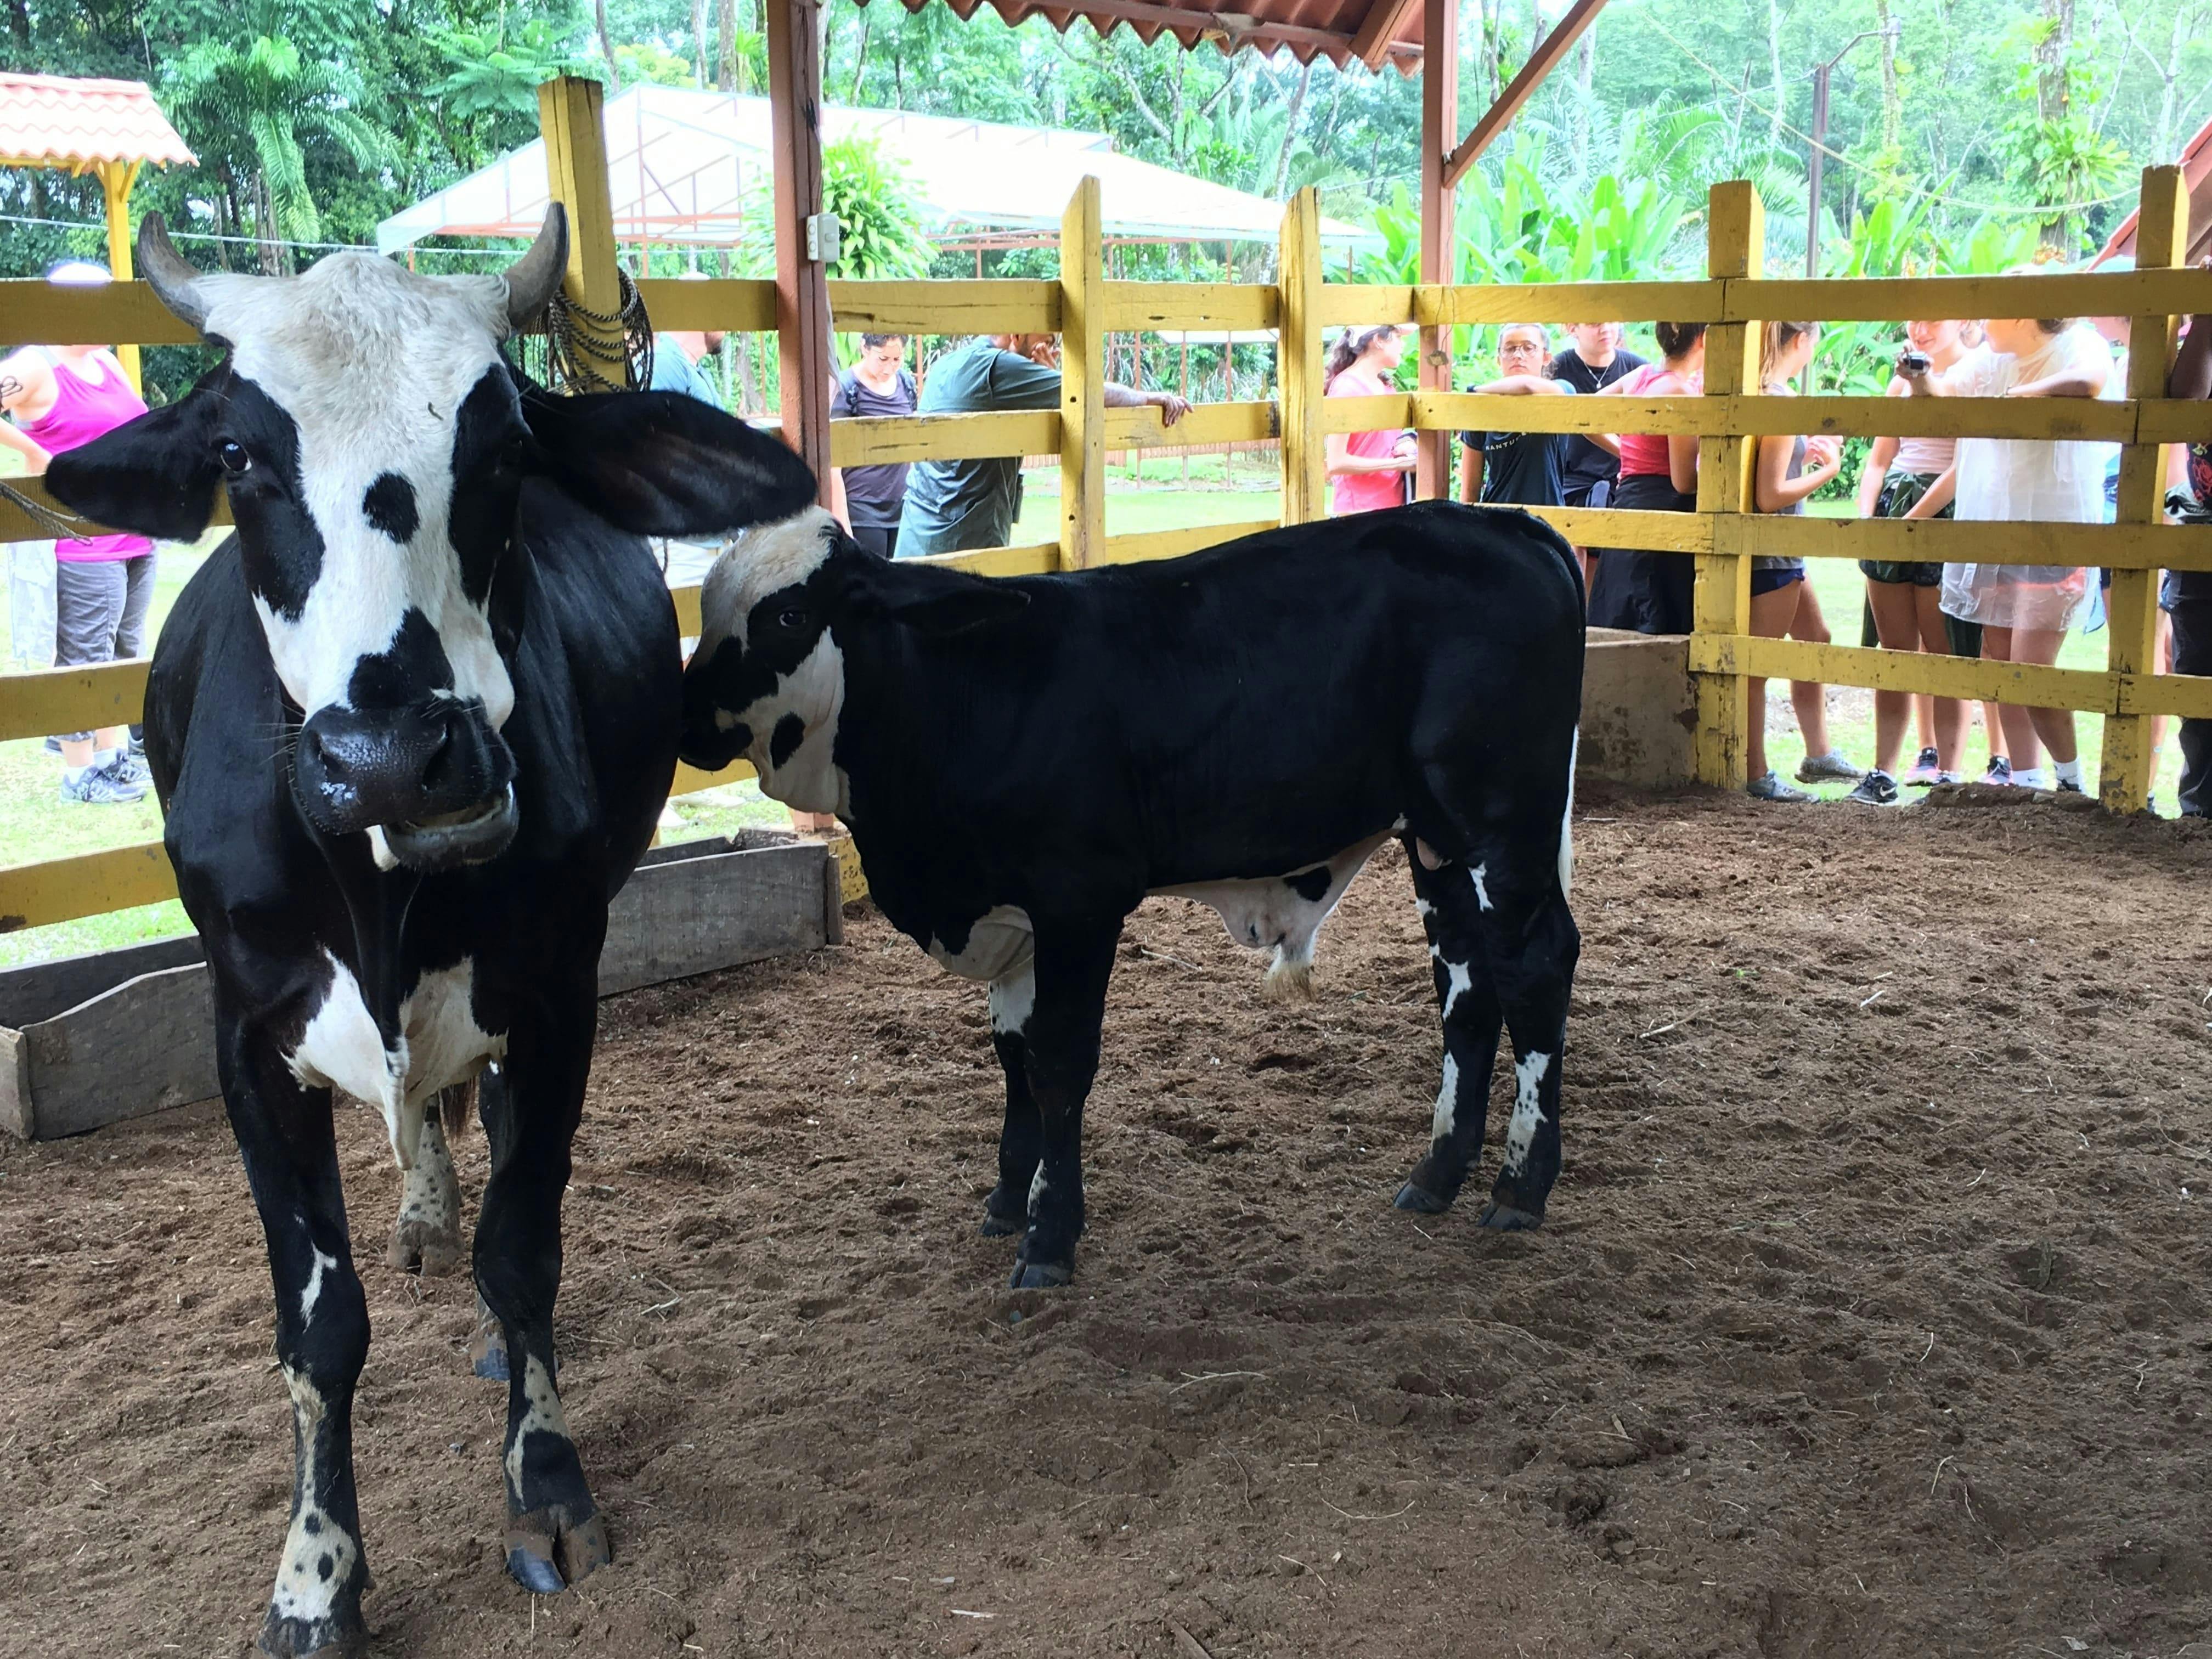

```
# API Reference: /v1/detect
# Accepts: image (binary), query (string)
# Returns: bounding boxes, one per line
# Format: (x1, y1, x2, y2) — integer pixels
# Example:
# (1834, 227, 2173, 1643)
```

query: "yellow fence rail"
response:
(0, 147, 2207, 934)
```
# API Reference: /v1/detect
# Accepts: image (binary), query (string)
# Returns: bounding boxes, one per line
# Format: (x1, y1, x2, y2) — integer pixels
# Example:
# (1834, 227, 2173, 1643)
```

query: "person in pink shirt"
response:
(1322, 325, 1417, 515)
(0, 262, 157, 804)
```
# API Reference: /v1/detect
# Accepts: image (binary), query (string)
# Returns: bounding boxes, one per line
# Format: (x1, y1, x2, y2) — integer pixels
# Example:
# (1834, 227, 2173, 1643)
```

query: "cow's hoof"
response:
(387, 1215, 463, 1277)
(1009, 1258, 1073, 1289)
(506, 1505, 611, 1594)
(1392, 1180, 1453, 1214)
(980, 1185, 1025, 1237)
(259, 1607, 368, 1659)
(1477, 1201, 1543, 1231)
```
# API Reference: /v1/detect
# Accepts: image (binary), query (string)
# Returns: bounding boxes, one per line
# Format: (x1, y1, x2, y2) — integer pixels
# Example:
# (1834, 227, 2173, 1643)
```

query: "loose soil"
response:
(3, 786, 2209, 1659)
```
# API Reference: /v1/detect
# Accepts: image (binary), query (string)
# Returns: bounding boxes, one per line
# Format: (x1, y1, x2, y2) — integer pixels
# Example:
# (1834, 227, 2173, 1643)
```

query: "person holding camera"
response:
(1848, 319, 1993, 799)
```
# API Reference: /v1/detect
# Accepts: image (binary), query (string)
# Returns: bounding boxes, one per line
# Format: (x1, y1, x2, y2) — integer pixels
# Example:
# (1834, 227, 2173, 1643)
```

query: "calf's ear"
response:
(524, 389, 819, 537)
(42, 386, 224, 541)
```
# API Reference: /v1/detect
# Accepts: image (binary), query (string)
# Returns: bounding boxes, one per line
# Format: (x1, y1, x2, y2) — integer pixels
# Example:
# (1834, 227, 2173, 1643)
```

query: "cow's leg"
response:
(1009, 923, 1118, 1290)
(386, 1087, 464, 1276)
(1394, 850, 1506, 1214)
(473, 992, 610, 1594)
(467, 1070, 511, 1381)
(1477, 874, 1578, 1229)
(981, 962, 1040, 1237)
(218, 1014, 374, 1658)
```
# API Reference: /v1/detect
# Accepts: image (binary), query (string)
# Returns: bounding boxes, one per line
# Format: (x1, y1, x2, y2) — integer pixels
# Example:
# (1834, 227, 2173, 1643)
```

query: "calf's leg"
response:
(1478, 878, 1578, 1229)
(1008, 923, 1118, 1289)
(1394, 850, 1505, 1214)
(387, 1086, 465, 1276)
(981, 962, 1039, 1237)
(219, 1014, 374, 1659)
(474, 989, 610, 1593)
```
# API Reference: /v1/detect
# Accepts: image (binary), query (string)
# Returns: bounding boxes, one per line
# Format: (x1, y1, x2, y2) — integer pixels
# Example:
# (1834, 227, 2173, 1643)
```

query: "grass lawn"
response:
(0, 477, 2168, 968)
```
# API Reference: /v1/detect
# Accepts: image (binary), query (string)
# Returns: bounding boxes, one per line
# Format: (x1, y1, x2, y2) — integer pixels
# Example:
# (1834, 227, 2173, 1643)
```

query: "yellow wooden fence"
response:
(0, 153, 2205, 935)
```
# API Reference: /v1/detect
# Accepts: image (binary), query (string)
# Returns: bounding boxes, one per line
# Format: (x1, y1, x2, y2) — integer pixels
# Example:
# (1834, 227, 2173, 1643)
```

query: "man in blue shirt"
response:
(898, 334, 1188, 557)
(1457, 324, 1582, 507)
(649, 326, 726, 404)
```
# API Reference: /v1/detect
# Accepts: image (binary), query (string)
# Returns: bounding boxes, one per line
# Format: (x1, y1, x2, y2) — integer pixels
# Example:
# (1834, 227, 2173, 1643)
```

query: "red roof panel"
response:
(0, 72, 195, 172)
(854, 0, 1424, 72)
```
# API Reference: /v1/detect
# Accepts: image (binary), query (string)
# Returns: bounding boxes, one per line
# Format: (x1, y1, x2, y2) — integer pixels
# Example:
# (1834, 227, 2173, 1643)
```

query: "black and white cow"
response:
(42, 211, 815, 1656)
(678, 499, 1584, 1291)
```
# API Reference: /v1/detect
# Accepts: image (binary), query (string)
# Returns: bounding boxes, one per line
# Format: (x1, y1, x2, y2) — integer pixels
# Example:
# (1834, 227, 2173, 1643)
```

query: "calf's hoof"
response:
(259, 1606, 368, 1659)
(980, 1184, 1026, 1238)
(1009, 1256, 1073, 1290)
(387, 1214, 463, 1276)
(505, 1504, 611, 1594)
(1477, 1201, 1543, 1231)
(1392, 1179, 1454, 1215)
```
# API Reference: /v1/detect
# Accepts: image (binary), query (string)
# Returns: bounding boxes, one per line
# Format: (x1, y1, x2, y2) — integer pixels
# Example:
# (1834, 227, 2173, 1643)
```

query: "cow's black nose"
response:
(294, 703, 512, 838)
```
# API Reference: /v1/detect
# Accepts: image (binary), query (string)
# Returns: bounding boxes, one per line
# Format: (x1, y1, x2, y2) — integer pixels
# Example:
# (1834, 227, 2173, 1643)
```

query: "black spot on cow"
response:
(362, 473, 420, 543)
(448, 365, 528, 607)
(303, 1514, 322, 1536)
(347, 608, 455, 711)
(222, 377, 326, 621)
(769, 713, 806, 770)
(1285, 866, 1333, 903)
(318, 1553, 335, 1582)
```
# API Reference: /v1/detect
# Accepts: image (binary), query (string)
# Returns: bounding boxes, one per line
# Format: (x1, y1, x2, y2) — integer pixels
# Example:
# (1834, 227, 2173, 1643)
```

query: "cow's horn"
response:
(503, 203, 569, 331)
(136, 213, 208, 331)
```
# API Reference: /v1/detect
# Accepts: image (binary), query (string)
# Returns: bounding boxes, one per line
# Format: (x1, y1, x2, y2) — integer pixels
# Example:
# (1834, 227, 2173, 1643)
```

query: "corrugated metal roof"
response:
(2091, 117, 2212, 270)
(854, 0, 1425, 72)
(0, 72, 194, 172)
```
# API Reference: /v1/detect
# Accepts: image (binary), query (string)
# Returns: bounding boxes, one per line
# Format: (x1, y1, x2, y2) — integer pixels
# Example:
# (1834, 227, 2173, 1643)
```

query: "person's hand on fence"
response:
(1805, 435, 1842, 469)
(1150, 391, 1190, 427)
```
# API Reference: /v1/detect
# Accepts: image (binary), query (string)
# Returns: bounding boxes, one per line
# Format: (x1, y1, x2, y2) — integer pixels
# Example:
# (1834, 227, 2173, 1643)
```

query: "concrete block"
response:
(1579, 629, 1694, 787)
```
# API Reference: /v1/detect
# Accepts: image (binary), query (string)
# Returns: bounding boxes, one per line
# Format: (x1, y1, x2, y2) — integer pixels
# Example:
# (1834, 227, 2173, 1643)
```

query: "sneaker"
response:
(1983, 757, 2013, 786)
(42, 735, 60, 755)
(1937, 771, 1965, 786)
(1748, 770, 1816, 803)
(2056, 776, 2086, 795)
(1796, 751, 1863, 784)
(101, 750, 150, 788)
(1846, 770, 1899, 805)
(1902, 747, 1943, 787)
(59, 764, 146, 805)
(2012, 768, 2053, 791)
(127, 726, 145, 760)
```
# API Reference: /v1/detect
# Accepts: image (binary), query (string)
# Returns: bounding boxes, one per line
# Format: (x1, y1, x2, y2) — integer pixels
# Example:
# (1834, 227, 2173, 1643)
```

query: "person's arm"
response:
(1667, 432, 1700, 495)
(0, 420, 49, 473)
(1465, 374, 1571, 396)
(1901, 464, 1957, 520)
(1323, 431, 1415, 477)
(1585, 431, 1621, 458)
(1459, 441, 1483, 503)
(2009, 334, 2108, 399)
(1856, 434, 1901, 515)
(1753, 433, 1842, 512)
(1103, 383, 1189, 425)
(0, 349, 52, 471)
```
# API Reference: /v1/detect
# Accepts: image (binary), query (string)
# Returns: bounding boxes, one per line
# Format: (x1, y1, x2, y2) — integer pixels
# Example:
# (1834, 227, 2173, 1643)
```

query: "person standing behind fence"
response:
(833, 333, 918, 558)
(1587, 321, 1706, 634)
(1909, 302, 2112, 793)
(0, 264, 155, 805)
(1849, 318, 1991, 796)
(899, 334, 1187, 556)
(1456, 324, 1580, 509)
(1742, 320, 1858, 802)
(2162, 284, 2212, 816)
(1323, 325, 1417, 516)
(1548, 323, 1644, 584)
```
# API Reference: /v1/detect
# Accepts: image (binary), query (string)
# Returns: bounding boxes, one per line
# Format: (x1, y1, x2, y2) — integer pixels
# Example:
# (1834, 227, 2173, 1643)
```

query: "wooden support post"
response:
(537, 77, 632, 391)
(1277, 187, 1326, 526)
(766, 0, 834, 501)
(97, 161, 143, 392)
(1415, 0, 1458, 501)
(1059, 177, 1105, 571)
(1691, 181, 1764, 789)
(2100, 163, 2188, 813)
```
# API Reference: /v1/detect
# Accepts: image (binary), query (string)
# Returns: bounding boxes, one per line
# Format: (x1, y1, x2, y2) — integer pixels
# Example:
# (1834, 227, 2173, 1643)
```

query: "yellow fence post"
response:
(1691, 180, 1764, 788)
(1059, 177, 1105, 571)
(97, 161, 143, 393)
(1277, 188, 1325, 526)
(535, 76, 632, 390)
(2100, 163, 2188, 812)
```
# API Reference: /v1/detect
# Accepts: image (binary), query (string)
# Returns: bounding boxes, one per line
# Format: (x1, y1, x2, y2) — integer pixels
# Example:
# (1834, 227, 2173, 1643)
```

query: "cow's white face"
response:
(197, 257, 518, 733)
(685, 506, 849, 814)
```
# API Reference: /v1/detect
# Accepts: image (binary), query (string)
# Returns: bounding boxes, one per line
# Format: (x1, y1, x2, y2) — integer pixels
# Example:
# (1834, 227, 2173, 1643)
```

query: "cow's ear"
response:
(42, 385, 224, 541)
(878, 578, 1031, 637)
(523, 388, 818, 537)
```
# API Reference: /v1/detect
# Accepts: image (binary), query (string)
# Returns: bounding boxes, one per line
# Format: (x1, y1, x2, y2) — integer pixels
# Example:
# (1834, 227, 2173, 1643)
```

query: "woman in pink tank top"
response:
(1585, 322, 1707, 635)
(1, 317, 159, 804)
(1323, 326, 1417, 515)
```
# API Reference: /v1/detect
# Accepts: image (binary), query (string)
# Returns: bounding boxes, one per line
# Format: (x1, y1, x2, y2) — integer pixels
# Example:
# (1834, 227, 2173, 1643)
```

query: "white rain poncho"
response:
(1939, 325, 2115, 632)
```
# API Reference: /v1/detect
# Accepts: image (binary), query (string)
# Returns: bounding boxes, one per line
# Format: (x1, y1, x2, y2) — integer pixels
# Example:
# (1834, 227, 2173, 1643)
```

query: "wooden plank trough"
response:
(0, 831, 840, 1142)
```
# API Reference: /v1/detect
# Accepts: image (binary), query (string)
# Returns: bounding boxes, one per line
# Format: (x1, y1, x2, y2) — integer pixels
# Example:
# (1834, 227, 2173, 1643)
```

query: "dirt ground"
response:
(3, 785, 2210, 1659)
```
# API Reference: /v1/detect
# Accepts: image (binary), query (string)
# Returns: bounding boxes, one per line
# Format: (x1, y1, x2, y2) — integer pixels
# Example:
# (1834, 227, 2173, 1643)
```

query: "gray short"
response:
(55, 554, 155, 741)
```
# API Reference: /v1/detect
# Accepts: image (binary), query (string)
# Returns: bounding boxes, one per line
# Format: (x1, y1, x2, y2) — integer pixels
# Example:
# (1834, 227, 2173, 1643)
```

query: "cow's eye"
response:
(217, 441, 251, 475)
(778, 608, 809, 631)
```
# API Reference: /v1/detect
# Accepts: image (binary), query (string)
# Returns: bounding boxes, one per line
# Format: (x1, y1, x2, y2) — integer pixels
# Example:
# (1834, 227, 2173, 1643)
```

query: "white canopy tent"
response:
(376, 84, 1374, 257)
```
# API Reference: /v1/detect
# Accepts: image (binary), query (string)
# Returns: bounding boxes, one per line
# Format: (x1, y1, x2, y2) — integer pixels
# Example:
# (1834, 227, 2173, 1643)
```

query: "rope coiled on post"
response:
(524, 271, 654, 395)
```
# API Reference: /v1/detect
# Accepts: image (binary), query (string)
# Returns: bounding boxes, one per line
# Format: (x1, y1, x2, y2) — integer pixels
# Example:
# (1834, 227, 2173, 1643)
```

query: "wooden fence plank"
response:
(1692, 182, 1762, 789)
(1278, 191, 1328, 526)
(1522, 505, 1714, 553)
(1719, 515, 2212, 571)
(1060, 178, 1104, 572)
(1690, 635, 2119, 712)
(1317, 285, 1417, 328)
(0, 279, 202, 348)
(0, 842, 174, 933)
(830, 279, 1060, 336)
(1429, 280, 1727, 326)
(1103, 283, 1278, 333)
(1415, 392, 2140, 442)
(636, 277, 777, 332)
(0, 473, 233, 543)
(0, 661, 150, 743)
(1724, 269, 2212, 326)
(1322, 392, 1415, 434)
(828, 409, 1058, 467)
(1103, 400, 1276, 450)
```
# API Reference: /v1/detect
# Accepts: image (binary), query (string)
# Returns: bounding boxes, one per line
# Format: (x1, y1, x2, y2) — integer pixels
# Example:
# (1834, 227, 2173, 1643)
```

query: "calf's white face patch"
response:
(695, 507, 849, 814)
(196, 257, 517, 731)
